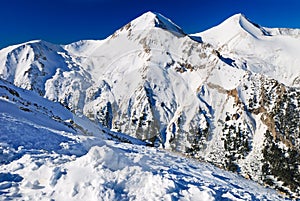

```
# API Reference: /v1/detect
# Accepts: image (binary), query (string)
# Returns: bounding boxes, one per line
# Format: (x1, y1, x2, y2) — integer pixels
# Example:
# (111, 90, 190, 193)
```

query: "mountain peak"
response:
(227, 13, 246, 21)
(224, 13, 270, 37)
(223, 13, 254, 28)
(196, 13, 271, 45)
(119, 11, 186, 36)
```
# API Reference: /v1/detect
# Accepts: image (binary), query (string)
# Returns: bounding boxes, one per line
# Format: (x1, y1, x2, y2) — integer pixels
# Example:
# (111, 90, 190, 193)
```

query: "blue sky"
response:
(1, 0, 300, 49)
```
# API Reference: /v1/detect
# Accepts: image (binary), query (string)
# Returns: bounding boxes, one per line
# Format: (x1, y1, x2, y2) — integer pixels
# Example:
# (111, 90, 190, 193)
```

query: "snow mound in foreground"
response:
(0, 139, 286, 201)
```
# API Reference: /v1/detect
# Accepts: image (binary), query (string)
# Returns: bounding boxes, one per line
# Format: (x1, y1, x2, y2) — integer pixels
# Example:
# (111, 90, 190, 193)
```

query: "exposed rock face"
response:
(0, 12, 300, 197)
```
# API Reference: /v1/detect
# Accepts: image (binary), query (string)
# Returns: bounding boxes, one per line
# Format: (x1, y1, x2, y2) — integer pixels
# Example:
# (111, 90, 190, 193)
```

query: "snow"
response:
(0, 78, 286, 200)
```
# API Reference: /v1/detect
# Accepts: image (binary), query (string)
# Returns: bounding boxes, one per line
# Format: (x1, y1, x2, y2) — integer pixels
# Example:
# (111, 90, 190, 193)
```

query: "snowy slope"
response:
(0, 79, 286, 200)
(0, 11, 300, 198)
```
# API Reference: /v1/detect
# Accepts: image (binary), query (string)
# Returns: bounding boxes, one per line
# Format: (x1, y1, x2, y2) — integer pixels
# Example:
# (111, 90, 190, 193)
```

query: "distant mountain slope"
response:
(0, 11, 299, 198)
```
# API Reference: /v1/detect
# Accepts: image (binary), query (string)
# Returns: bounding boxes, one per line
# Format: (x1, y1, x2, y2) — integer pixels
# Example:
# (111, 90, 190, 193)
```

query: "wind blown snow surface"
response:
(0, 79, 286, 200)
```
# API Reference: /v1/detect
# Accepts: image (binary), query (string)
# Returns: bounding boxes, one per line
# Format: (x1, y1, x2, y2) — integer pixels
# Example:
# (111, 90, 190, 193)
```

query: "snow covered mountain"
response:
(193, 13, 300, 87)
(0, 78, 286, 200)
(0, 11, 300, 198)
